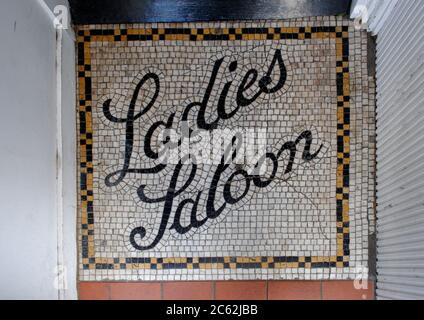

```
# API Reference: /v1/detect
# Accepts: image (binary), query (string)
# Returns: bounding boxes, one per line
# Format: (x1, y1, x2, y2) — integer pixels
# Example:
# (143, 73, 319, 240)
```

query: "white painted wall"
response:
(0, 0, 76, 299)
(60, 23, 77, 301)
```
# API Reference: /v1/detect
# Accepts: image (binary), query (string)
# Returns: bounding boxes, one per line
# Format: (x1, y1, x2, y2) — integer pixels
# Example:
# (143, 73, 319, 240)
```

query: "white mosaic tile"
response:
(76, 17, 375, 281)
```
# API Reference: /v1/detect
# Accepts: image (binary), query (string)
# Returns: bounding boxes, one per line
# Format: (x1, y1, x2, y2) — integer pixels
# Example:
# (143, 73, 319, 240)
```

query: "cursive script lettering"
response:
(102, 49, 323, 250)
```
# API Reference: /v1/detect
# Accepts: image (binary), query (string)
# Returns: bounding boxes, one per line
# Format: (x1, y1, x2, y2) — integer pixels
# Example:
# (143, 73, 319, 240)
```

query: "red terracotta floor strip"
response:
(109, 282, 162, 300)
(215, 281, 267, 300)
(322, 280, 375, 300)
(163, 281, 214, 300)
(268, 280, 321, 300)
(79, 282, 110, 300)
(78, 280, 375, 300)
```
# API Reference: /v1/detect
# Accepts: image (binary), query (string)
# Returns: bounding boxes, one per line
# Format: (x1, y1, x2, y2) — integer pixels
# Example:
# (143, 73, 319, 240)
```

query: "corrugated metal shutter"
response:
(375, 0, 424, 300)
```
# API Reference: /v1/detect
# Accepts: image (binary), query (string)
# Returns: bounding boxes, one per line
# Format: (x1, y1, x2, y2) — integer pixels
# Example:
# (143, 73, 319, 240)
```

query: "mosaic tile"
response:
(76, 17, 375, 281)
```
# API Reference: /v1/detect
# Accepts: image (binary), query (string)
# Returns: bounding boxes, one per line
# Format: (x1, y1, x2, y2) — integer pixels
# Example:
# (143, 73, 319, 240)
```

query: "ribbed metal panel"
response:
(375, 0, 424, 300)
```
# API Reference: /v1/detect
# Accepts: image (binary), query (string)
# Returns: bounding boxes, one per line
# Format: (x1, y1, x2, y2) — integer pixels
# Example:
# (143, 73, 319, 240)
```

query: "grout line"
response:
(212, 281, 216, 300)
(107, 282, 112, 300)
(266, 280, 269, 300)
(160, 282, 164, 300)
(320, 280, 323, 300)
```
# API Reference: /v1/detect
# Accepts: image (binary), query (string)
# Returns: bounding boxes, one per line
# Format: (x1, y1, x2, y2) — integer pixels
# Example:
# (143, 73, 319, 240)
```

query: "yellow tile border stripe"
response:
(77, 25, 351, 270)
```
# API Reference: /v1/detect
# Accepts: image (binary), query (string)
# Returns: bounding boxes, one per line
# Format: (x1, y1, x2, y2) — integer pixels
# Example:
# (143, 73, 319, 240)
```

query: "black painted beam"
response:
(68, 0, 351, 25)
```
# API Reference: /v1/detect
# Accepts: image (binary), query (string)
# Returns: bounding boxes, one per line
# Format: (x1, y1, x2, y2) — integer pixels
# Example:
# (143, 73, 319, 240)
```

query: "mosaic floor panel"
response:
(77, 16, 375, 281)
